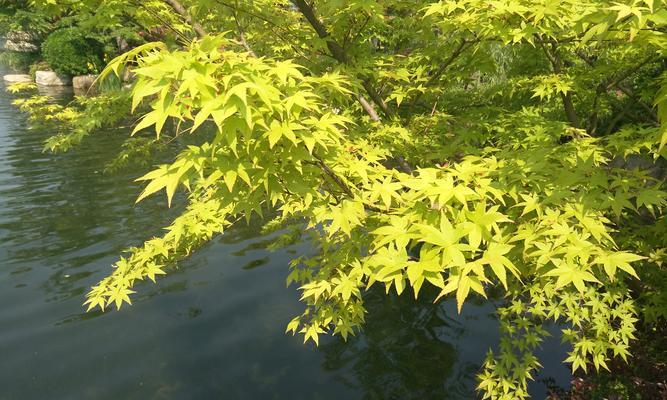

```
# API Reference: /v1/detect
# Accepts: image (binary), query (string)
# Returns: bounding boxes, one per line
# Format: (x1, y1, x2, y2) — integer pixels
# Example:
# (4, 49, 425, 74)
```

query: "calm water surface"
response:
(0, 73, 571, 399)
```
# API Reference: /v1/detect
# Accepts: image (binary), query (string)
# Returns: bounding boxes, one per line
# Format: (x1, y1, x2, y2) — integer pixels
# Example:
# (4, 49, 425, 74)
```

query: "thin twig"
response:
(162, 0, 207, 38)
(232, 1, 257, 57)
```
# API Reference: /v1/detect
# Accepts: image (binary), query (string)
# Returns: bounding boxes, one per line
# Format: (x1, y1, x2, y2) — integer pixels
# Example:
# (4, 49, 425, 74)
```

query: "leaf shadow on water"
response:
(242, 256, 270, 270)
(318, 280, 573, 399)
(319, 284, 491, 400)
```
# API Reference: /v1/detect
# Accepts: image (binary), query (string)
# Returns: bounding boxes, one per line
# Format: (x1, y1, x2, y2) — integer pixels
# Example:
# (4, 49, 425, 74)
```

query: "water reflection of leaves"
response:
(9, 265, 31, 275)
(42, 270, 91, 303)
(242, 257, 270, 270)
(249, 363, 291, 391)
(175, 307, 202, 319)
(54, 309, 104, 326)
(320, 285, 464, 400)
(231, 239, 277, 257)
(53, 278, 193, 326)
(218, 218, 268, 245)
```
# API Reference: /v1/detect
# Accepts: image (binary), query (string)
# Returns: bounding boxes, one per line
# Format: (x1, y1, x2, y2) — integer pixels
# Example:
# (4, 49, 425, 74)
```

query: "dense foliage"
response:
(0, 0, 51, 37)
(5, 0, 667, 398)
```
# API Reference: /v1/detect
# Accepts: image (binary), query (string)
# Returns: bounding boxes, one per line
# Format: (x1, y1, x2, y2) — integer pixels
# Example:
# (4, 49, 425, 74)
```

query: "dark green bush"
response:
(41, 28, 103, 76)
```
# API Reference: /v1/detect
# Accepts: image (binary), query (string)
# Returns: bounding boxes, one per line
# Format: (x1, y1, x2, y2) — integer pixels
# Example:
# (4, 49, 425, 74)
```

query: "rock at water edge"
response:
(3, 74, 33, 84)
(72, 74, 98, 95)
(35, 71, 71, 86)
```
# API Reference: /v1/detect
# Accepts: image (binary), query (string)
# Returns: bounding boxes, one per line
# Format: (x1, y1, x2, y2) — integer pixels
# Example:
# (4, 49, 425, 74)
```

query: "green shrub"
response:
(28, 60, 49, 79)
(41, 27, 103, 76)
(0, 50, 38, 72)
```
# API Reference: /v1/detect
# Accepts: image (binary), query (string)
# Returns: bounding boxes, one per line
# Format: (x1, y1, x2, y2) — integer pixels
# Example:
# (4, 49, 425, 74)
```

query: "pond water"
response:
(0, 72, 571, 399)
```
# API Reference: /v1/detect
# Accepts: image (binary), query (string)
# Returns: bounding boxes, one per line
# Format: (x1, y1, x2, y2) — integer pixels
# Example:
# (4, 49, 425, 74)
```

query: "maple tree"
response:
(5, 0, 667, 398)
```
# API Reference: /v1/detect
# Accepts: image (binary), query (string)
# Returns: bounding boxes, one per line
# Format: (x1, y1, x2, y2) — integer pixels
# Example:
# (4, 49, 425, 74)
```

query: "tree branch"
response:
(232, 1, 257, 57)
(162, 0, 207, 39)
(425, 39, 471, 87)
(130, 0, 191, 43)
(539, 41, 581, 129)
(410, 38, 474, 113)
(291, 0, 392, 120)
(213, 0, 312, 61)
(291, 1, 414, 174)
(356, 93, 380, 121)
(292, 0, 347, 62)
(576, 51, 658, 129)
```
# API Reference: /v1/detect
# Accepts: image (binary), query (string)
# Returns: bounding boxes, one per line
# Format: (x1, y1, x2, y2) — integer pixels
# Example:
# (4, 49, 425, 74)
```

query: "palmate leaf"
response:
(544, 260, 601, 292)
(97, 41, 168, 84)
(416, 215, 462, 248)
(480, 242, 520, 289)
(371, 215, 420, 250)
(406, 247, 445, 298)
(135, 159, 195, 206)
(107, 286, 136, 310)
(594, 252, 645, 280)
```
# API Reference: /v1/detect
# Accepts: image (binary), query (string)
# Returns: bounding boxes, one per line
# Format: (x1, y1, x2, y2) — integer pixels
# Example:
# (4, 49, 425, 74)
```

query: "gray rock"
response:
(4, 31, 38, 52)
(3, 74, 33, 84)
(35, 70, 71, 86)
(72, 74, 98, 95)
(5, 40, 38, 52)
